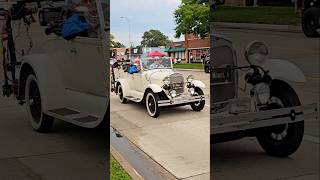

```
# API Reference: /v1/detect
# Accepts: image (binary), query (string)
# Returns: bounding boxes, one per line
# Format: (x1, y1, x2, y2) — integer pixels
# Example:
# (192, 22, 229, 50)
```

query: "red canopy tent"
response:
(148, 51, 167, 57)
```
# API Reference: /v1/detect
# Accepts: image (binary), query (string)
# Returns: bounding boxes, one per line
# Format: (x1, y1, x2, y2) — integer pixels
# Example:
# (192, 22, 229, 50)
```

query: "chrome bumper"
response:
(211, 103, 318, 134)
(158, 95, 205, 107)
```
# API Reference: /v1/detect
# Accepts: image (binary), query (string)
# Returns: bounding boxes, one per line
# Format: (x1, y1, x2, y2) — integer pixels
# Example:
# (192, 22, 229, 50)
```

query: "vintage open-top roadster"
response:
(111, 56, 206, 118)
(210, 33, 318, 157)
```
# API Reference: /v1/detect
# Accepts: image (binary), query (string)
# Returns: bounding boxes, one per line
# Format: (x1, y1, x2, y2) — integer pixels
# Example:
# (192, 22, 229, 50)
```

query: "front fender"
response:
(147, 84, 163, 93)
(261, 59, 306, 83)
(116, 79, 130, 96)
(22, 54, 64, 112)
(191, 80, 206, 88)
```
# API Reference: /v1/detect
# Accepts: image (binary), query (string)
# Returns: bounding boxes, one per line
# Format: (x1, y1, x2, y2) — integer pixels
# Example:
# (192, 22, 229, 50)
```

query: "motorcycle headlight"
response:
(245, 41, 268, 66)
(163, 77, 170, 86)
(254, 83, 270, 104)
(187, 75, 194, 83)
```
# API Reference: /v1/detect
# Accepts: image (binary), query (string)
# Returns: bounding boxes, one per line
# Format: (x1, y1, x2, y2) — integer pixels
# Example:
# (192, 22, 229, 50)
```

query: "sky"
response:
(110, 0, 184, 47)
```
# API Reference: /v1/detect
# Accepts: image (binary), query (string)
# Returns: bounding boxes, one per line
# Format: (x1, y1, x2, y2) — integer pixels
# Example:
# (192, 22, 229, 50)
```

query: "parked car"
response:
(112, 56, 206, 118)
(302, 0, 320, 37)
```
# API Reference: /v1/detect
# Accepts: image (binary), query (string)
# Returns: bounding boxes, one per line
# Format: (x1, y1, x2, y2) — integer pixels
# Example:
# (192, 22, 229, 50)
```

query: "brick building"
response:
(111, 48, 127, 60)
(165, 33, 209, 63)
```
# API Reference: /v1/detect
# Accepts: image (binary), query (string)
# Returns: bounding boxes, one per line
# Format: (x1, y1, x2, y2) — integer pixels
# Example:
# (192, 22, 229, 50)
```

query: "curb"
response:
(110, 146, 144, 180)
(213, 22, 303, 33)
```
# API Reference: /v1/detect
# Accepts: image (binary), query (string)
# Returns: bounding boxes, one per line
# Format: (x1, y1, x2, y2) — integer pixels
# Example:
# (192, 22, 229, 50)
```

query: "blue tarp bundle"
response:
(128, 65, 138, 74)
(62, 14, 89, 39)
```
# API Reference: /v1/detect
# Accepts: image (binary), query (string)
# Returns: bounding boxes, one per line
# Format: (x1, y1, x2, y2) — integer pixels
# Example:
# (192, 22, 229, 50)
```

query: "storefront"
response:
(165, 47, 186, 62)
(188, 48, 209, 63)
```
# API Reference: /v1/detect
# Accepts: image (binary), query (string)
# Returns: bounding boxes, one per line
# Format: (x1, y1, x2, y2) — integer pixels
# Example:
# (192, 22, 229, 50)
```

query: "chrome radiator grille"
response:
(169, 73, 184, 95)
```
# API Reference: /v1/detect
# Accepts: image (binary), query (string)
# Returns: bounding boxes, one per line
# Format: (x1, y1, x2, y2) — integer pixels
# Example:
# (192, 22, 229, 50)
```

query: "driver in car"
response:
(128, 57, 141, 74)
(149, 59, 164, 69)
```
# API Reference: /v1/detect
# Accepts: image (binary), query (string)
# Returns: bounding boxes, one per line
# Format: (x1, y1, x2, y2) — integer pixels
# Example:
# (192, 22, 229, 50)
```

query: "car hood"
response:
(143, 69, 178, 84)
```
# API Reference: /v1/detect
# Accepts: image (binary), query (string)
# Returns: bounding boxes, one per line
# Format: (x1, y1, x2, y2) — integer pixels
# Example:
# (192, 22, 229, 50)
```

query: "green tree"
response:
(141, 29, 171, 47)
(174, 0, 210, 38)
(110, 34, 125, 48)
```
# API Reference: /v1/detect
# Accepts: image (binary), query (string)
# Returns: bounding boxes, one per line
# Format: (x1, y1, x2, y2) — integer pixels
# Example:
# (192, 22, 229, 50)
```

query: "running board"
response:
(47, 108, 100, 126)
(125, 96, 141, 102)
(211, 103, 318, 134)
(49, 108, 80, 116)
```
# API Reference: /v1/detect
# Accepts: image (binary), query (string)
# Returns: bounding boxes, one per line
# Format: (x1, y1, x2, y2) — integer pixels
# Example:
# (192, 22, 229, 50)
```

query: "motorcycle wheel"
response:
(256, 80, 304, 157)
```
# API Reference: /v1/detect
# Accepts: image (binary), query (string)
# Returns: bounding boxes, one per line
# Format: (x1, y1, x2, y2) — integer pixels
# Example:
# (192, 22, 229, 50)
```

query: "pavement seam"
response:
(180, 172, 210, 180)
(275, 172, 319, 180)
(303, 135, 320, 144)
(0, 148, 100, 161)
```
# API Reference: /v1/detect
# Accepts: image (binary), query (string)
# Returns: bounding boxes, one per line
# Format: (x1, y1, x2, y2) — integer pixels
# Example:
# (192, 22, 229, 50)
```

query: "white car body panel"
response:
(16, 0, 110, 128)
(261, 59, 306, 83)
(191, 80, 206, 88)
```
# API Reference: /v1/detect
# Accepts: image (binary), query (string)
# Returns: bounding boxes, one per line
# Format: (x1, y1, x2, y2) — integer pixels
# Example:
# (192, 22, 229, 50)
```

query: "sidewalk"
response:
(212, 22, 303, 33)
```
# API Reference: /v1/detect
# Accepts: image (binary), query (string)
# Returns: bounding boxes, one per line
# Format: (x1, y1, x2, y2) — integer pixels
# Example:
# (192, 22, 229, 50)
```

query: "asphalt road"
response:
(0, 19, 107, 179)
(211, 28, 320, 180)
(110, 70, 210, 179)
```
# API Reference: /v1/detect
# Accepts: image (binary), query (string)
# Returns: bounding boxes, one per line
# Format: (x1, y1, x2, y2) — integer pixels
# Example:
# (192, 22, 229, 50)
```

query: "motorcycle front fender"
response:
(261, 59, 306, 83)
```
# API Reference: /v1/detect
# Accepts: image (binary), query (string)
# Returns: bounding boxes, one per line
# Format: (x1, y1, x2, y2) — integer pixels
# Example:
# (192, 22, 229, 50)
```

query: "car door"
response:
(67, 0, 108, 97)
(132, 72, 143, 92)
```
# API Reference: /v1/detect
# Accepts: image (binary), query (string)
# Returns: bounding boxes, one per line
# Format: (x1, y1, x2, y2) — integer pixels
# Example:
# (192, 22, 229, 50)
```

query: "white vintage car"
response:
(112, 57, 206, 118)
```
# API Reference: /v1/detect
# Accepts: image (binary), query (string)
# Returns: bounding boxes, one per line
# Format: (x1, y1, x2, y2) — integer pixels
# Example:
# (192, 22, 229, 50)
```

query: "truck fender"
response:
(146, 84, 163, 93)
(191, 80, 206, 88)
(21, 54, 64, 112)
(261, 59, 306, 83)
(116, 79, 130, 96)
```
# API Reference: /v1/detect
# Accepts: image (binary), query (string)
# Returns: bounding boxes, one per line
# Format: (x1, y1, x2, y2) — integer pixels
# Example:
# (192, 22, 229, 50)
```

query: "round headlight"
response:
(245, 41, 268, 66)
(163, 77, 170, 86)
(170, 90, 177, 98)
(187, 75, 194, 83)
(189, 87, 195, 95)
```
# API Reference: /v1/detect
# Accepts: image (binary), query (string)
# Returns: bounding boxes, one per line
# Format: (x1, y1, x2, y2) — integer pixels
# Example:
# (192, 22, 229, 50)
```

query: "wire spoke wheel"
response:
(146, 92, 160, 118)
(25, 75, 54, 132)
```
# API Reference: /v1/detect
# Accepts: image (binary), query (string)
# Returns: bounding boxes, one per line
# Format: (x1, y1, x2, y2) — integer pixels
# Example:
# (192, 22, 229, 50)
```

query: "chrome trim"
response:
(158, 95, 204, 107)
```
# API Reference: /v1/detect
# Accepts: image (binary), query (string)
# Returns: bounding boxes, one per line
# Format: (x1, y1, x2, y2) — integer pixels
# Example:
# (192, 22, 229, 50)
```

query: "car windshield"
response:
(141, 57, 172, 70)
